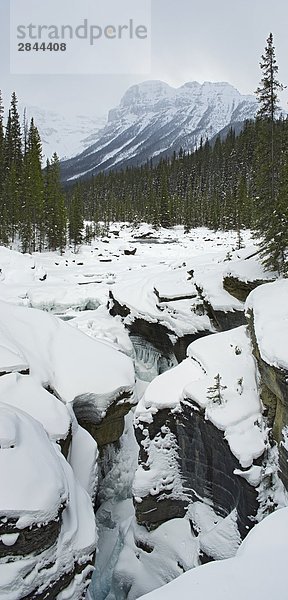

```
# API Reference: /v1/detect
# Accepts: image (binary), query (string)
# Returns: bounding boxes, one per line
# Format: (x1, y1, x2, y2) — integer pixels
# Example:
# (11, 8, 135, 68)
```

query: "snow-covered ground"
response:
(1, 224, 287, 600)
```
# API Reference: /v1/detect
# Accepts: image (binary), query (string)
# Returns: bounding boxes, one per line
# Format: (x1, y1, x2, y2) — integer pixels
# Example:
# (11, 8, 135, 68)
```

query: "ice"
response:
(88, 412, 139, 599)
(68, 423, 99, 503)
(133, 425, 188, 502)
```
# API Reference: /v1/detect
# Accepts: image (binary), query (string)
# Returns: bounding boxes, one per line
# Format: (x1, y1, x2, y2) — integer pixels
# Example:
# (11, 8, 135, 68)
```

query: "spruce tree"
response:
(44, 153, 67, 252)
(0, 91, 8, 244)
(68, 186, 84, 250)
(254, 34, 287, 273)
(255, 33, 284, 122)
(21, 119, 44, 252)
(3, 93, 23, 241)
(207, 374, 227, 406)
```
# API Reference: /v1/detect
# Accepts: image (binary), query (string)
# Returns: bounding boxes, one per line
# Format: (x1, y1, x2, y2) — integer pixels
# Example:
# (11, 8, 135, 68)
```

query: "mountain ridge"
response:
(60, 80, 258, 183)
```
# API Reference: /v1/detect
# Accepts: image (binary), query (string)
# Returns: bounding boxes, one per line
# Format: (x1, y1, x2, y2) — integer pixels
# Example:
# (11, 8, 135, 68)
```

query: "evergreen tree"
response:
(3, 94, 23, 240)
(21, 119, 44, 252)
(0, 90, 8, 244)
(68, 186, 84, 249)
(44, 153, 67, 252)
(207, 374, 227, 405)
(260, 132, 288, 274)
(255, 33, 284, 122)
(254, 34, 287, 273)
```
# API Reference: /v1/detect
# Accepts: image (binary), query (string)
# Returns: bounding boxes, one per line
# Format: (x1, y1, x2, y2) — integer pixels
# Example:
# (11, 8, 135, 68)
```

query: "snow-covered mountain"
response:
(18, 103, 106, 161)
(61, 80, 258, 183)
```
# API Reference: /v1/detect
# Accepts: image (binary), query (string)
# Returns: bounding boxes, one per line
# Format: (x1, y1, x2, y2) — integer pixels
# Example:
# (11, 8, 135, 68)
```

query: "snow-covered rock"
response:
(246, 279, 288, 371)
(139, 507, 288, 600)
(246, 279, 288, 492)
(133, 326, 266, 540)
(0, 300, 135, 425)
(0, 404, 97, 599)
(0, 372, 71, 443)
(109, 267, 212, 381)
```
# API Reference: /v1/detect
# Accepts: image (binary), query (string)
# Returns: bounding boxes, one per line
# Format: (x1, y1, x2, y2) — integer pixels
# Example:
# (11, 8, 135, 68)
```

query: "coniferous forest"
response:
(0, 33, 288, 274)
(0, 91, 67, 253)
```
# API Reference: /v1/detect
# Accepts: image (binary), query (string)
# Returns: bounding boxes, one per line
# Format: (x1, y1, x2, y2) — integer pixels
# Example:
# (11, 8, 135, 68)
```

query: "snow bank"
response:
(246, 279, 288, 370)
(194, 261, 243, 312)
(28, 283, 103, 313)
(0, 301, 135, 413)
(185, 326, 264, 468)
(224, 253, 276, 283)
(112, 268, 211, 338)
(0, 404, 97, 599)
(135, 358, 203, 424)
(0, 403, 68, 526)
(139, 507, 288, 600)
(0, 373, 71, 441)
(70, 305, 133, 357)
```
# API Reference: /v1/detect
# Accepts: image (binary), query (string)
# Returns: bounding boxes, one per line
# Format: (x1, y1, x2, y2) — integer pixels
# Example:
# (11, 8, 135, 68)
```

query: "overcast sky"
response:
(1, 0, 288, 119)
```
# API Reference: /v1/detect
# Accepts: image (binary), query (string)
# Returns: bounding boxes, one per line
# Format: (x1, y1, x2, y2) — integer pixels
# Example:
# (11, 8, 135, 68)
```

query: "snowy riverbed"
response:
(1, 224, 287, 600)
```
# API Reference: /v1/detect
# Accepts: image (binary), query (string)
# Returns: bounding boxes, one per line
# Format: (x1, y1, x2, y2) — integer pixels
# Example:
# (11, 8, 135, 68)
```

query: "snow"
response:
(0, 226, 284, 600)
(0, 533, 19, 546)
(0, 440, 97, 599)
(112, 268, 211, 338)
(194, 260, 244, 312)
(64, 80, 257, 179)
(0, 403, 68, 526)
(135, 358, 203, 424)
(185, 326, 264, 468)
(245, 279, 288, 370)
(224, 253, 276, 283)
(139, 507, 288, 600)
(0, 300, 135, 413)
(133, 424, 188, 502)
(0, 400, 97, 599)
(68, 423, 98, 503)
(0, 342, 28, 375)
(111, 516, 199, 600)
(18, 102, 106, 160)
(136, 326, 264, 470)
(0, 373, 71, 441)
(27, 283, 102, 313)
(70, 306, 134, 357)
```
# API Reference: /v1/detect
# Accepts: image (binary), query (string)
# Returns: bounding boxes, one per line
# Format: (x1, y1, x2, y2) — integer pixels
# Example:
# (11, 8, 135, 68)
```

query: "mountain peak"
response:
(61, 79, 257, 183)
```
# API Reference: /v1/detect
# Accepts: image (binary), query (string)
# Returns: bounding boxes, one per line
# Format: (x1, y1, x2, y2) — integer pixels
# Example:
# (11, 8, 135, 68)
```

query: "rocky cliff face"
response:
(114, 280, 288, 600)
(133, 326, 266, 545)
(246, 281, 288, 493)
(134, 402, 259, 540)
